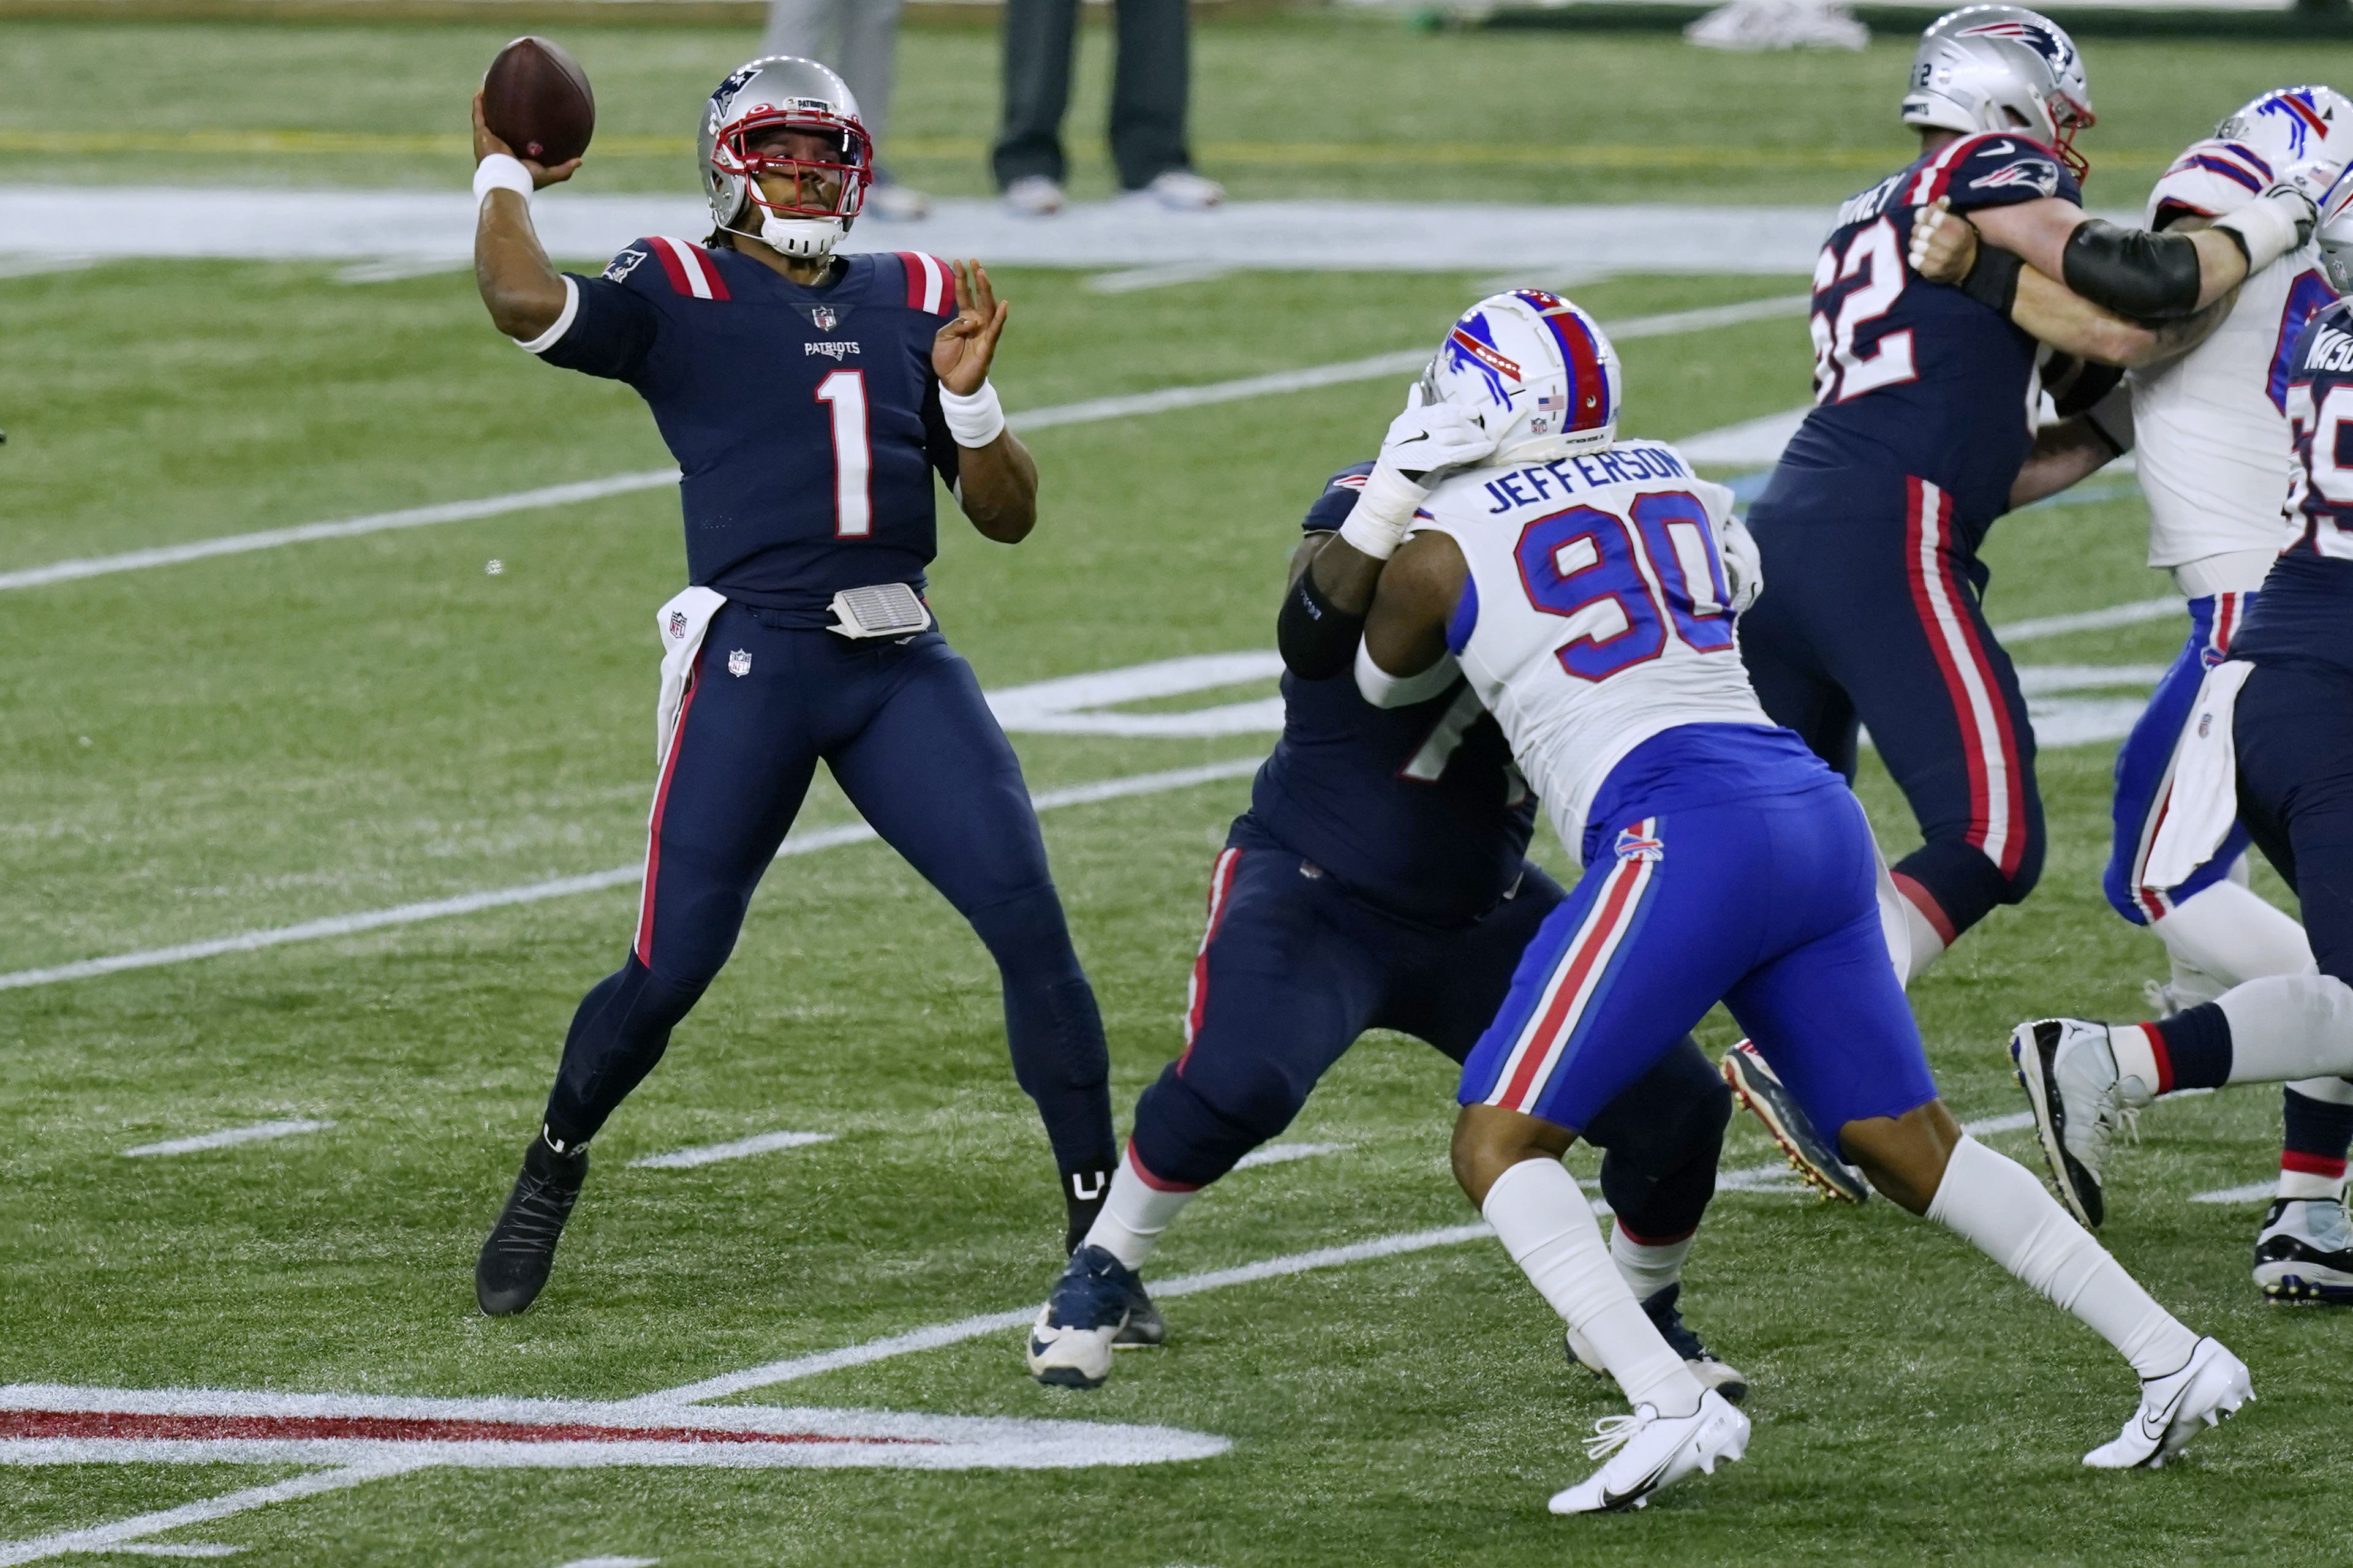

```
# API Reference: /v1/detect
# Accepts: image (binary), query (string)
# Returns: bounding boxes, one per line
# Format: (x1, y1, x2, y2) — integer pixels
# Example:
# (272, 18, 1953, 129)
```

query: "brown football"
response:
(482, 36, 595, 167)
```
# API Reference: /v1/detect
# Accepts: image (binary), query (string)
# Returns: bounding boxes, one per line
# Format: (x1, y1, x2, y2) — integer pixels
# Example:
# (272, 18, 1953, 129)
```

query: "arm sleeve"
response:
(2059, 221, 2206, 321)
(532, 250, 663, 383)
(1275, 464, 1378, 679)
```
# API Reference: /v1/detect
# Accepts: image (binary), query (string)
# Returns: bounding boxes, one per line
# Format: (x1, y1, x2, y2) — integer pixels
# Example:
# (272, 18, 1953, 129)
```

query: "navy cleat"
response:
(1115, 1272, 1166, 1347)
(1723, 1039, 1868, 1203)
(1566, 1283, 1748, 1406)
(1027, 1245, 1143, 1388)
(475, 1130, 588, 1317)
(2254, 1197, 2353, 1303)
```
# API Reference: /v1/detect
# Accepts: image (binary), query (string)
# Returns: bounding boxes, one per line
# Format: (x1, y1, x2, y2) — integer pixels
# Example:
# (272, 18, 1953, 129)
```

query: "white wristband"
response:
(474, 153, 535, 206)
(2216, 194, 2299, 274)
(1335, 462, 1430, 562)
(940, 380, 1006, 448)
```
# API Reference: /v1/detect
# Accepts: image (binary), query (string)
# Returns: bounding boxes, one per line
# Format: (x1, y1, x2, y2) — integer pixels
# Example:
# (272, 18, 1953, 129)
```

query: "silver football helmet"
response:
(698, 56, 871, 258)
(1903, 6, 2094, 180)
(2318, 167, 2353, 295)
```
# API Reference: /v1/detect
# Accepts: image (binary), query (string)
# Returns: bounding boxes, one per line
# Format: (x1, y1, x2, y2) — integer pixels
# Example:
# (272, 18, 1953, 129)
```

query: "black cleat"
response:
(1114, 1273, 1166, 1348)
(1566, 1283, 1749, 1406)
(2254, 1197, 2353, 1304)
(1723, 1039, 1868, 1203)
(475, 1132, 588, 1317)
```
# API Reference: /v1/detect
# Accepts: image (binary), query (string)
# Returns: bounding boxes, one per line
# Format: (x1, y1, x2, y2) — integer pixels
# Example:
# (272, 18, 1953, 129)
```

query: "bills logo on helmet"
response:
(1444, 314, 1522, 401)
(2254, 89, 2333, 158)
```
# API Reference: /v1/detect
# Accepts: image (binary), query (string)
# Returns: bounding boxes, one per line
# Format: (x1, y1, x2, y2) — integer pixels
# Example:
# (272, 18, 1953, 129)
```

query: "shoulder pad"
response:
(894, 252, 958, 317)
(1912, 132, 2073, 210)
(617, 237, 733, 301)
(2145, 140, 2274, 227)
(1302, 462, 1375, 534)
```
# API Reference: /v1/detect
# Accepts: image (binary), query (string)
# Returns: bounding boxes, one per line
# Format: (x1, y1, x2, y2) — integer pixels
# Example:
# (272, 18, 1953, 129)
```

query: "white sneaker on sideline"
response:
(1002, 175, 1064, 217)
(1140, 170, 1225, 211)
(2083, 1337, 2251, 1469)
(866, 181, 933, 222)
(1547, 1390, 1748, 1513)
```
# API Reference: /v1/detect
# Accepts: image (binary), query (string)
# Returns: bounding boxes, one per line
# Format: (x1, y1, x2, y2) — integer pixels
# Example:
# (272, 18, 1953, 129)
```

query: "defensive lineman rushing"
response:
(1352, 288, 2244, 1511)
(2003, 181, 2353, 1297)
(1740, 6, 2326, 985)
(466, 59, 1127, 1314)
(1024, 451, 1748, 1400)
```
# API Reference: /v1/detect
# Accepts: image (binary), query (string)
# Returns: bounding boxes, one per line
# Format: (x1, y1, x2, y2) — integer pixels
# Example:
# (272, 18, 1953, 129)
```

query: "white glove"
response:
(1338, 388, 1499, 562)
(1718, 513, 1764, 616)
(2218, 160, 2339, 273)
(1377, 391, 1498, 482)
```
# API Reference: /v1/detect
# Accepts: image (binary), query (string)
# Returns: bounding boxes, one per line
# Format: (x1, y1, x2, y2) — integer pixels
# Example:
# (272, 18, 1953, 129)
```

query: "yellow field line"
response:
(0, 126, 2181, 172)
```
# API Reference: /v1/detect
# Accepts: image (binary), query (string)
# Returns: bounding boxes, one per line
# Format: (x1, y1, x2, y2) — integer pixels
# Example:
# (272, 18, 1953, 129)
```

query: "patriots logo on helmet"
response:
(1614, 826, 1664, 863)
(1957, 18, 2074, 75)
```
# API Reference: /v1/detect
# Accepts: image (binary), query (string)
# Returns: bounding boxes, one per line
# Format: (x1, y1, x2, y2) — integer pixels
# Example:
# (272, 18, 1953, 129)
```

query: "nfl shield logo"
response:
(811, 305, 837, 332)
(728, 648, 752, 677)
(668, 610, 689, 639)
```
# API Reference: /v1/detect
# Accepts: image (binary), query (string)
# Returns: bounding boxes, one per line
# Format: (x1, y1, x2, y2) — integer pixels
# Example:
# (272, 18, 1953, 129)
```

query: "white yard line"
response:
(0, 1461, 428, 1568)
(0, 1097, 2036, 1558)
(0, 758, 1263, 994)
(102, 1546, 246, 1559)
(0, 296, 1805, 595)
(1995, 599, 2179, 644)
(122, 1120, 333, 1158)
(1230, 1142, 1348, 1171)
(627, 1131, 834, 1170)
(553, 1558, 657, 1568)
(2192, 1180, 2278, 1204)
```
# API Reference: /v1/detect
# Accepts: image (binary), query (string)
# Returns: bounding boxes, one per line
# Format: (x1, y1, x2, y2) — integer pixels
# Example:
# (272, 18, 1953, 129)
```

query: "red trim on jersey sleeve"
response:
(644, 237, 731, 301)
(896, 252, 953, 315)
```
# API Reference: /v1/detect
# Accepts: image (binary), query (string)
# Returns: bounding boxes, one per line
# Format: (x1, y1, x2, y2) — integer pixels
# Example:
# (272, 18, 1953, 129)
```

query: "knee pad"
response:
(1130, 1058, 1306, 1189)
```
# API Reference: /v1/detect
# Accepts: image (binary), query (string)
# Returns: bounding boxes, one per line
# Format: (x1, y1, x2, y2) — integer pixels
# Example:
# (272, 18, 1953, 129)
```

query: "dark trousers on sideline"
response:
(993, 0, 1193, 190)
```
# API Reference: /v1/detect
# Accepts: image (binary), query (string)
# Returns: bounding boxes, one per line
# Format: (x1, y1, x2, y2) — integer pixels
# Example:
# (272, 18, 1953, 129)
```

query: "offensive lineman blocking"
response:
(1349, 288, 2244, 1512)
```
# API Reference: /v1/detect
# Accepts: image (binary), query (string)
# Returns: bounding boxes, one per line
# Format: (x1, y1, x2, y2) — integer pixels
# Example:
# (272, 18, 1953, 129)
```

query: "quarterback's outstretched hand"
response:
(934, 260, 1010, 396)
(471, 91, 580, 188)
(1908, 198, 1976, 285)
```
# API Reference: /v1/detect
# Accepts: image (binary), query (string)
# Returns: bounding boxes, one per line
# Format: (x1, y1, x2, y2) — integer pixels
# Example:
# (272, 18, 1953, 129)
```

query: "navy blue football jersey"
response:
(1757, 132, 2084, 540)
(531, 239, 962, 620)
(1244, 462, 1537, 927)
(2236, 298, 2353, 679)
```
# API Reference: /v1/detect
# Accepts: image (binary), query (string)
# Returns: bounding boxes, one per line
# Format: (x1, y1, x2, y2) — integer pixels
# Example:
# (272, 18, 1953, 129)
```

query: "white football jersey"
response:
(1411, 439, 1772, 850)
(2131, 244, 2339, 570)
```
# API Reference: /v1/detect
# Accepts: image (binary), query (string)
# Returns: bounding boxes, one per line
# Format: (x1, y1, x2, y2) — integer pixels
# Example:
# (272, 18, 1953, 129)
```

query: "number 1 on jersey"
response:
(816, 369, 873, 538)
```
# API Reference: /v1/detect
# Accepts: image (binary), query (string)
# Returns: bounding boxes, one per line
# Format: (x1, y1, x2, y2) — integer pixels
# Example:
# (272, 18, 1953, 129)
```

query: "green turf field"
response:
(6, 14, 2351, 1566)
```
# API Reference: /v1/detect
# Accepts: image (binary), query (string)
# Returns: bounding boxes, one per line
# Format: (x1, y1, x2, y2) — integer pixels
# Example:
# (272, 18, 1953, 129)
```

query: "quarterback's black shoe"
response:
(475, 1132, 588, 1317)
(2254, 1197, 2353, 1303)
(1565, 1283, 1749, 1406)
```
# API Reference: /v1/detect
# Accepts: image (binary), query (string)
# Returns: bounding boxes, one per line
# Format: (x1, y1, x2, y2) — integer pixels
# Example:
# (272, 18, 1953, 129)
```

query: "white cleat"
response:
(2009, 1017, 2148, 1229)
(1547, 1390, 1748, 1514)
(1002, 175, 1066, 217)
(1138, 169, 1226, 211)
(2083, 1338, 2252, 1469)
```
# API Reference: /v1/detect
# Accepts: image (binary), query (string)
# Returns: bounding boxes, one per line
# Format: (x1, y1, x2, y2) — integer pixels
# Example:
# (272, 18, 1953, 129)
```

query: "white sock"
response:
(2218, 974, 2353, 1085)
(1610, 1223, 1693, 1302)
(2279, 1168, 2346, 1202)
(1925, 1136, 2199, 1381)
(2107, 1023, 2163, 1106)
(1082, 1145, 1198, 1272)
(1896, 892, 1948, 985)
(2155, 878, 2314, 990)
(1483, 1158, 1705, 1415)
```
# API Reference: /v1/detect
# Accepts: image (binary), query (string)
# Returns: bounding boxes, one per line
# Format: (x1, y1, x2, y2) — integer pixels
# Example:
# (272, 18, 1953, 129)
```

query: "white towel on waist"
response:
(654, 586, 727, 764)
(2144, 658, 2254, 891)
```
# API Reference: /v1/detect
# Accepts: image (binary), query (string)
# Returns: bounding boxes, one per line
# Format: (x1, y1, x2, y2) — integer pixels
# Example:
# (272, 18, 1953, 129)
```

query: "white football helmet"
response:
(1903, 7, 2094, 180)
(699, 56, 871, 258)
(1417, 290, 1621, 464)
(2317, 168, 2353, 294)
(2148, 86, 2353, 228)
